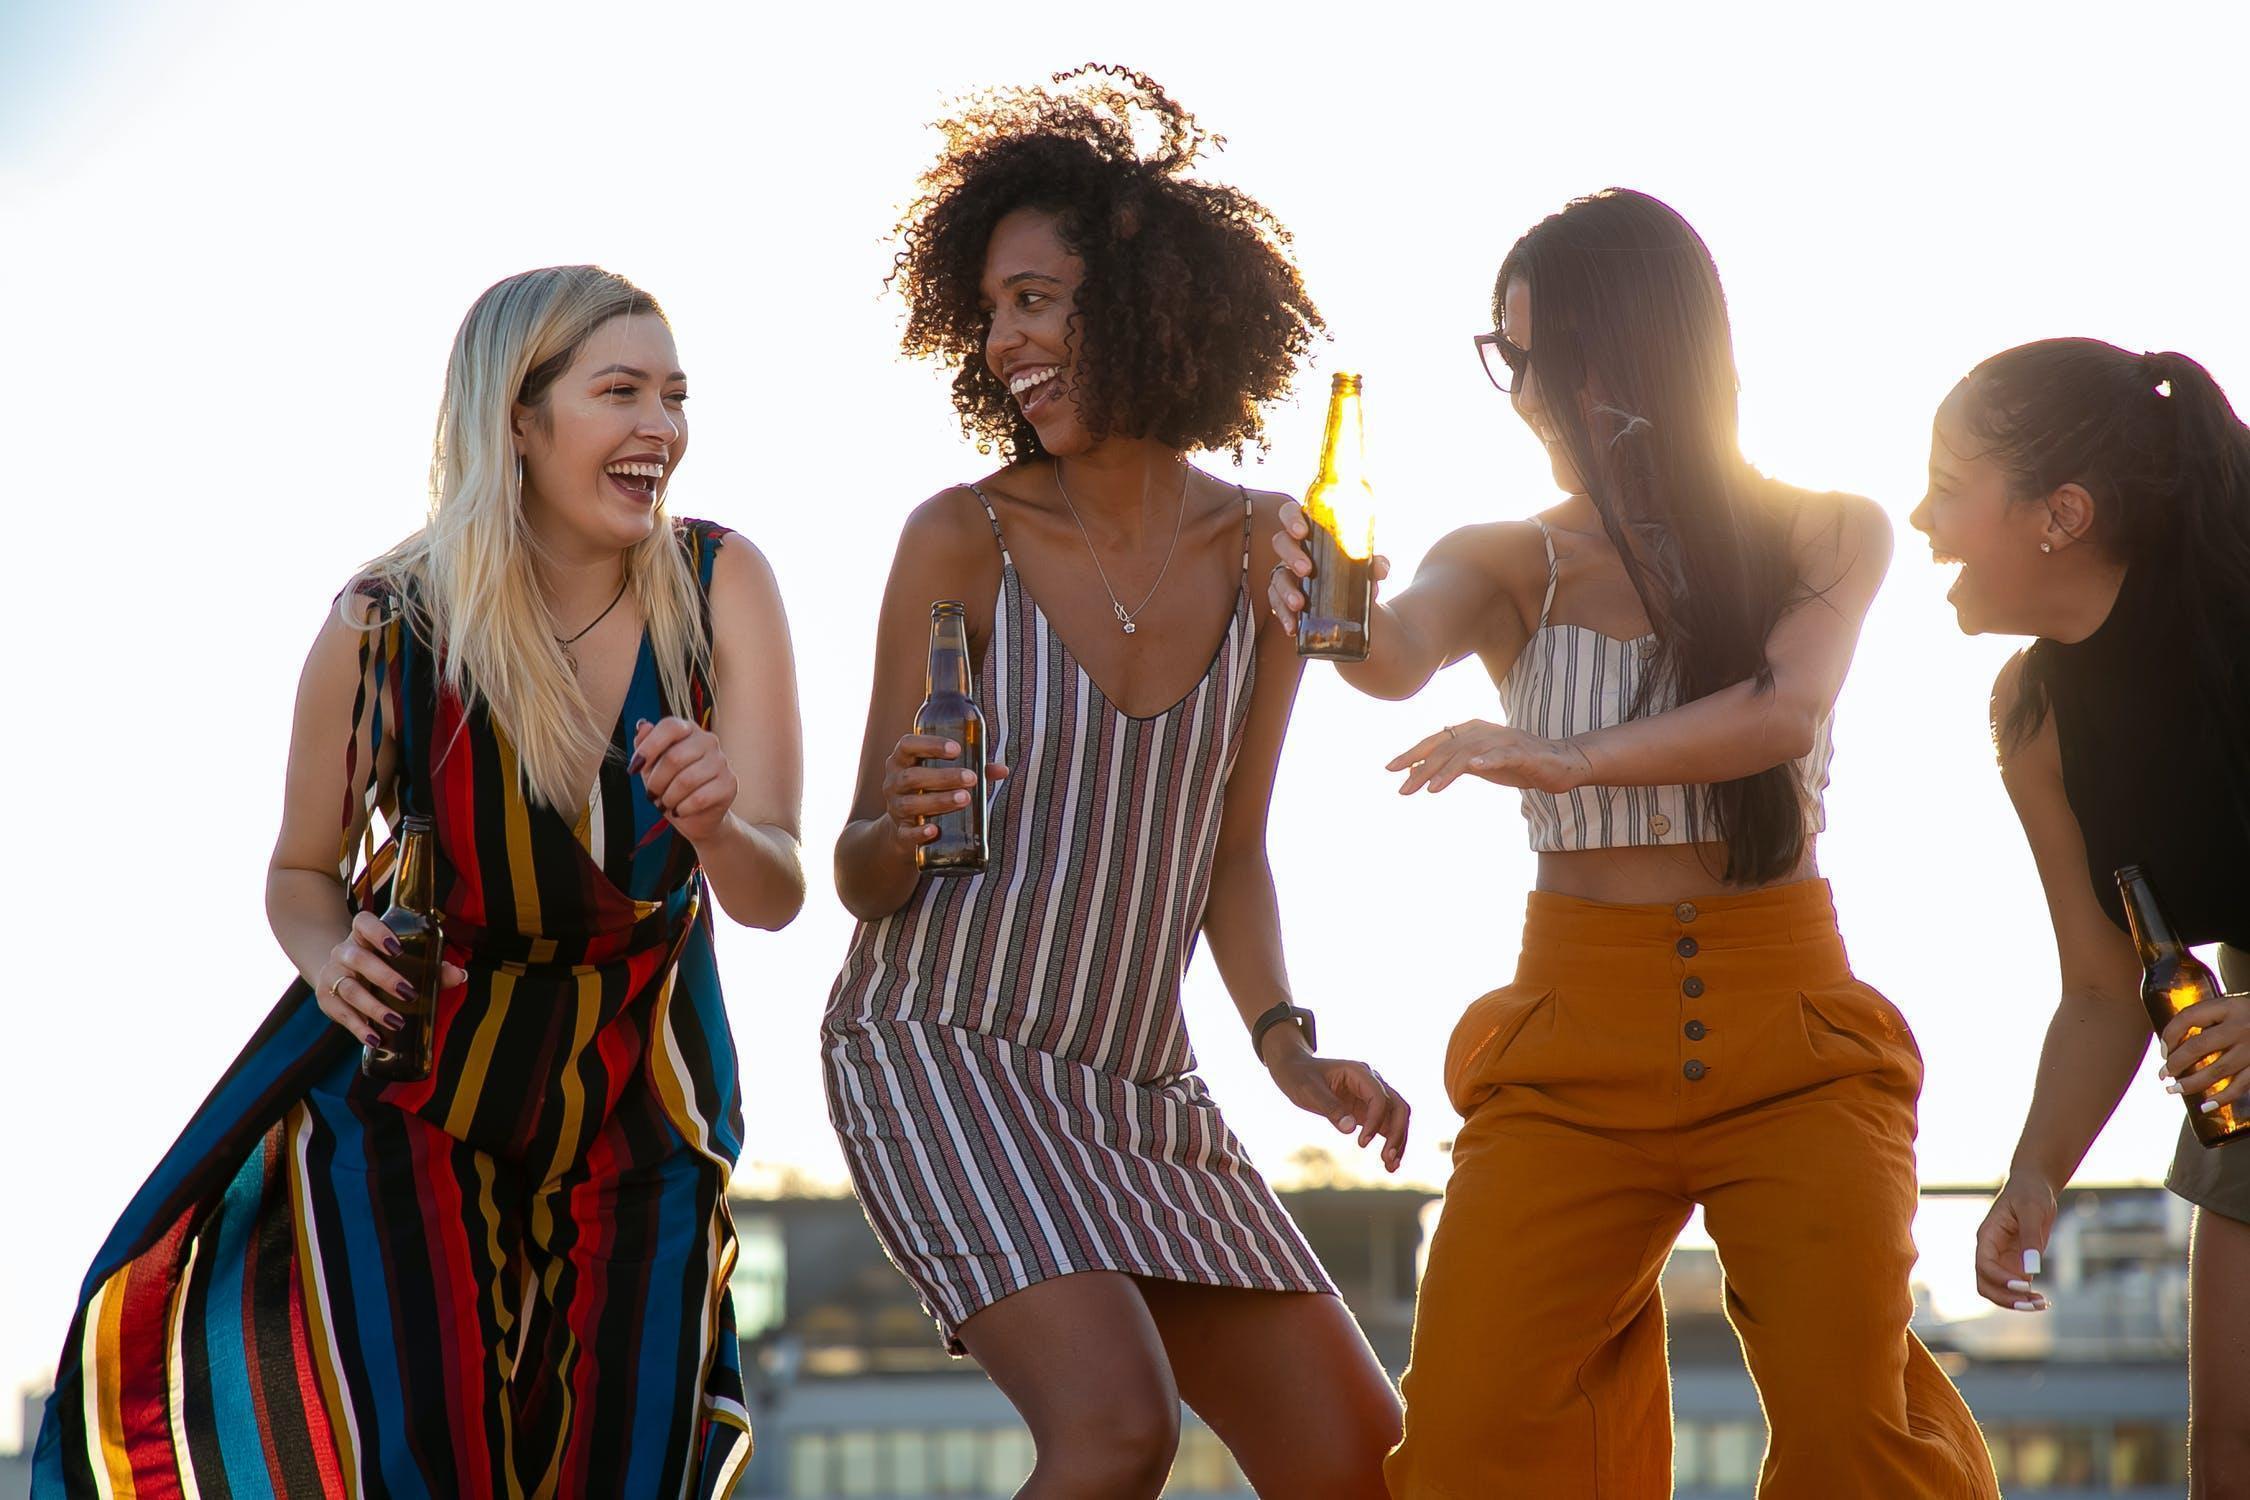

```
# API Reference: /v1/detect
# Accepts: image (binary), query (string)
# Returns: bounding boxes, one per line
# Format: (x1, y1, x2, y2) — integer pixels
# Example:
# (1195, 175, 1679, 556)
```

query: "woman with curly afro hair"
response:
(821, 66, 1406, 1498)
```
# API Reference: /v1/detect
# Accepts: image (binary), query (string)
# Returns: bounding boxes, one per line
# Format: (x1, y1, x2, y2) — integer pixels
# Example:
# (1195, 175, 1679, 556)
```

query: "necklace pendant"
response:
(1122, 620, 1136, 635)
(1114, 602, 1135, 635)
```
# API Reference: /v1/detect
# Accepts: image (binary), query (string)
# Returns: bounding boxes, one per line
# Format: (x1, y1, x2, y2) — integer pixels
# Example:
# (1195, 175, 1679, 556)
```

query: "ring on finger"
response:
(1443, 725, 1458, 740)
(329, 974, 348, 1001)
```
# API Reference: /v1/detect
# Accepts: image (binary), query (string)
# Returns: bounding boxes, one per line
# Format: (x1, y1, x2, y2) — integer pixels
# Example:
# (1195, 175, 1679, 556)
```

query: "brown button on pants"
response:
(1386, 880, 1998, 1499)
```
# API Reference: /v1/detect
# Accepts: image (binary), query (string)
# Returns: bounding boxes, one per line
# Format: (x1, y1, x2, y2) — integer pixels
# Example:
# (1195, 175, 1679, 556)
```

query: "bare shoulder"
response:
(707, 531, 789, 629)
(1432, 517, 1552, 631)
(1789, 488, 1894, 563)
(897, 483, 1009, 568)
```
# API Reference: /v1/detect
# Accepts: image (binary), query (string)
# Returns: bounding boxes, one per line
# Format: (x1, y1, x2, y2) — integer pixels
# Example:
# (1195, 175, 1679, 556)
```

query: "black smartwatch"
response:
(1251, 1002, 1318, 1064)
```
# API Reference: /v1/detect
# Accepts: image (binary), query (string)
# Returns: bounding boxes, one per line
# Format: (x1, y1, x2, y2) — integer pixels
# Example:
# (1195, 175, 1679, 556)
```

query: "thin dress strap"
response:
(1238, 484, 1253, 576)
(1533, 519, 1560, 630)
(964, 482, 1012, 566)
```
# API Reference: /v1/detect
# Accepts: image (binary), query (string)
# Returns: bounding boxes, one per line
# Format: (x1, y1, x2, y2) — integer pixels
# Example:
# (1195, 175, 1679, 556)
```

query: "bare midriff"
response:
(1535, 842, 1821, 905)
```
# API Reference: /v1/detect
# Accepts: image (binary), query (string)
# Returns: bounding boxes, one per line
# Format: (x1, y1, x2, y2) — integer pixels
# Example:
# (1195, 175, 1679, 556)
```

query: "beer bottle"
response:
(2117, 864, 2248, 1147)
(361, 814, 445, 1083)
(914, 601, 989, 876)
(1298, 372, 1376, 662)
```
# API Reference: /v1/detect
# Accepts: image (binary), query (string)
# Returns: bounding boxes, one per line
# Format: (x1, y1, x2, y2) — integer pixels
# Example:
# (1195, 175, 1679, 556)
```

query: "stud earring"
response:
(2039, 540, 2054, 554)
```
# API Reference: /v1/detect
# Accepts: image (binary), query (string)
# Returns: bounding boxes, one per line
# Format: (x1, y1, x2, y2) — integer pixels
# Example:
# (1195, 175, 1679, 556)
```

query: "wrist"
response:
(1252, 1002, 1317, 1066)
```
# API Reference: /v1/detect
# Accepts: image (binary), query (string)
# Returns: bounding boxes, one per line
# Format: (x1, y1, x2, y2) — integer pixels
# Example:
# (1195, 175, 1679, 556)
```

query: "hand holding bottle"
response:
(2159, 989, 2250, 1111)
(1268, 497, 1390, 639)
(880, 734, 1010, 858)
(1973, 1176, 2056, 1313)
(313, 910, 467, 1050)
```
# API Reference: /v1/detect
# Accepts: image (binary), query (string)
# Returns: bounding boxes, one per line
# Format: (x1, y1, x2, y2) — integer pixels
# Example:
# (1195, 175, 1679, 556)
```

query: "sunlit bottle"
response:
(361, 815, 444, 1083)
(1298, 372, 1375, 661)
(2117, 865, 2248, 1147)
(914, 601, 989, 876)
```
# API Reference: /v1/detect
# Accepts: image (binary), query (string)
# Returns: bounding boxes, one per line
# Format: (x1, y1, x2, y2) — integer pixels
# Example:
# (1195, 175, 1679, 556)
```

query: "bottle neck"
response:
(928, 614, 972, 697)
(2118, 869, 2184, 962)
(393, 821, 436, 911)
(1314, 386, 1367, 492)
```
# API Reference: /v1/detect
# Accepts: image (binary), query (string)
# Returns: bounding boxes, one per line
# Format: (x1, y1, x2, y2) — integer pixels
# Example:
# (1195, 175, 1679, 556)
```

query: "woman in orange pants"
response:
(1270, 189, 1998, 1497)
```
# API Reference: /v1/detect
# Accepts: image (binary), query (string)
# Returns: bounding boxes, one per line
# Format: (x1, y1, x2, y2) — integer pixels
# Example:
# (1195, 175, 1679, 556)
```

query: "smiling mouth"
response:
(1008, 366, 1062, 415)
(605, 459, 664, 501)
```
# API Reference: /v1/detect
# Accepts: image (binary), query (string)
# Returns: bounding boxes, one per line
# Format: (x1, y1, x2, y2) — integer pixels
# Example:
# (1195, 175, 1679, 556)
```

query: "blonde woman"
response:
(35, 266, 804, 1496)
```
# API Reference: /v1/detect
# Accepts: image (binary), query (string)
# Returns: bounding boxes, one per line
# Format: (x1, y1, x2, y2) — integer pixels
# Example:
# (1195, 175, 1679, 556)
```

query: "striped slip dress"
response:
(36, 519, 753, 1499)
(822, 484, 1333, 1352)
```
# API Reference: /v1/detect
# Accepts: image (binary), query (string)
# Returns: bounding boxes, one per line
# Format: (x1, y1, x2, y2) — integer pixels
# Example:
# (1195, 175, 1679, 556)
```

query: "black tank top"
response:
(2029, 560, 2250, 947)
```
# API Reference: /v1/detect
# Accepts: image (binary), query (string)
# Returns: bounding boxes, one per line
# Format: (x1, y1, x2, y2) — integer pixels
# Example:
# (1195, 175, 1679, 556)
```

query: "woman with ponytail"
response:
(1273, 188, 1997, 1496)
(35, 266, 804, 1496)
(1913, 338, 2250, 1491)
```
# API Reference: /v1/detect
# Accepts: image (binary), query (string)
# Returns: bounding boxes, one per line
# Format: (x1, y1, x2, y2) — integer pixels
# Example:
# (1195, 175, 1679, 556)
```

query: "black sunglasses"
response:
(1472, 330, 1529, 394)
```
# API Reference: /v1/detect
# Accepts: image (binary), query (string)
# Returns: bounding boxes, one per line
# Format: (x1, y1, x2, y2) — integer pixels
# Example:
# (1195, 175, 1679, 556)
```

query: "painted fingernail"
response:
(2012, 1300, 2038, 1312)
(636, 718, 651, 731)
(2005, 1279, 2032, 1292)
(365, 1030, 383, 1047)
(2203, 1099, 2222, 1114)
(2166, 1082, 2183, 1095)
(382, 1011, 404, 1029)
(394, 980, 416, 1000)
(383, 935, 403, 956)
(2023, 1249, 2042, 1276)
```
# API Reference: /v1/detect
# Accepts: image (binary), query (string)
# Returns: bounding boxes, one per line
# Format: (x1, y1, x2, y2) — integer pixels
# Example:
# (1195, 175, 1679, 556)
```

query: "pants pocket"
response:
(1443, 986, 1557, 1117)
(1797, 983, 1924, 1099)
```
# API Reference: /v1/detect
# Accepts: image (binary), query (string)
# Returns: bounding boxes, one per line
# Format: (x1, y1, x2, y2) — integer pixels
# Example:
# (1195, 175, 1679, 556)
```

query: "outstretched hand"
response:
(1388, 719, 1592, 795)
(1263, 1035, 1409, 1173)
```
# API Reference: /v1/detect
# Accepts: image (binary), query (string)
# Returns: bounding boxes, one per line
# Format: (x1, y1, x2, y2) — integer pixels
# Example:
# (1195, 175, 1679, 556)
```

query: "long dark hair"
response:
(1498, 189, 1812, 885)
(1968, 339, 2250, 815)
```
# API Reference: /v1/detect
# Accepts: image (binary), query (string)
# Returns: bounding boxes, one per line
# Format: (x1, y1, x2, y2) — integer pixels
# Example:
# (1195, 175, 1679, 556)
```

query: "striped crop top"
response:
(1496, 521, 1836, 852)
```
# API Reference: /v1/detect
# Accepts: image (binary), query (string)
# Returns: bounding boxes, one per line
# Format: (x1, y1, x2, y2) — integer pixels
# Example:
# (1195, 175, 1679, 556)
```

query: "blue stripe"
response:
(305, 1081, 431, 1500)
(199, 1143, 281, 1499)
(621, 1148, 702, 1498)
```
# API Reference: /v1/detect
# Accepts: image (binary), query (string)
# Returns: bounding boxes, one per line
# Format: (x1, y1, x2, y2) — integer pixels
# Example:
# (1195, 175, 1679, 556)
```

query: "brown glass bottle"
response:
(362, 814, 445, 1082)
(2117, 864, 2248, 1147)
(913, 601, 989, 877)
(1298, 372, 1376, 661)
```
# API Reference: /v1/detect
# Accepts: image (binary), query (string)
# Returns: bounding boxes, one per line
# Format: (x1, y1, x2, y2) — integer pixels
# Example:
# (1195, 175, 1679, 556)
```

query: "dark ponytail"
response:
(1967, 339, 2250, 830)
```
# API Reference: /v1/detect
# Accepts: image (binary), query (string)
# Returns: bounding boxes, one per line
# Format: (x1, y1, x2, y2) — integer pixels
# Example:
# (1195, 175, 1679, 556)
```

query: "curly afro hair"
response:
(892, 64, 1325, 461)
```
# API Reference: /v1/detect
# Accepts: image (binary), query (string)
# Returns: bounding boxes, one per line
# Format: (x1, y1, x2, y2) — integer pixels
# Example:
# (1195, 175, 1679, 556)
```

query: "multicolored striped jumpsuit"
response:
(36, 520, 753, 1498)
(823, 486, 1333, 1352)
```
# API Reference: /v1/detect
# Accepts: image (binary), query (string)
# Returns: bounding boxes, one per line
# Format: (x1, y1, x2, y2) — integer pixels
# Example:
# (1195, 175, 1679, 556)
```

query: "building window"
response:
(836, 1429, 880, 1497)
(981, 1427, 1035, 1494)
(730, 1213, 786, 1339)
(2109, 1421, 2188, 1487)
(1986, 1425, 2096, 1489)
(787, 1432, 830, 1499)
(933, 1428, 982, 1495)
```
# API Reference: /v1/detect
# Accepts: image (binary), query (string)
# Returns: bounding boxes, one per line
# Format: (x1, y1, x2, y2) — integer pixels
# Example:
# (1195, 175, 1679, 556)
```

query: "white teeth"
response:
(1008, 368, 1058, 397)
(605, 461, 664, 479)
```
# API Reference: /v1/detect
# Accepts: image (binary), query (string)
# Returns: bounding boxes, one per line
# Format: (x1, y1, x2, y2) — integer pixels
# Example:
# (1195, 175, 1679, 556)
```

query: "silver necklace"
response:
(1052, 459, 1188, 635)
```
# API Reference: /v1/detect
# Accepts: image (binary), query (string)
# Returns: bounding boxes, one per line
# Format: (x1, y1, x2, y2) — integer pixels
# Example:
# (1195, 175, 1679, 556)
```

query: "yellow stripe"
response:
(88, 1272, 134, 1496)
(444, 968, 514, 1140)
(544, 968, 603, 1185)
(289, 1105, 364, 1496)
(496, 736, 543, 937)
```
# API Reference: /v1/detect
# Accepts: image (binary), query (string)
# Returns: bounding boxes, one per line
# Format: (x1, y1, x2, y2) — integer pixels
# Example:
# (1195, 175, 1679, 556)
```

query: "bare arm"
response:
(1215, 495, 1409, 1169)
(833, 492, 1009, 922)
(1973, 651, 2152, 1310)
(1268, 507, 1537, 701)
(636, 534, 806, 930)
(1392, 494, 1892, 795)
(266, 597, 464, 1042)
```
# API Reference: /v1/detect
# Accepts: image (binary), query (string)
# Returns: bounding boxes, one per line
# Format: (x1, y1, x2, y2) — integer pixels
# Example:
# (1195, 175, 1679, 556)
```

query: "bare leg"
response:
(955, 1271, 1181, 1500)
(2190, 1206, 2250, 1499)
(1134, 1278, 1400, 1500)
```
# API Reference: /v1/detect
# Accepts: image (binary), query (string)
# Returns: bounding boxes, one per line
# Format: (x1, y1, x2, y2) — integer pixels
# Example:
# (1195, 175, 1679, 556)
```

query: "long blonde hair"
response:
(361, 266, 711, 810)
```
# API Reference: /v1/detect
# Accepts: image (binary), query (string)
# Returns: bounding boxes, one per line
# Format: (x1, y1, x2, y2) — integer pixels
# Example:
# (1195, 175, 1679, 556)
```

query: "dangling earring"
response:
(515, 452, 524, 494)
(2039, 540, 2054, 554)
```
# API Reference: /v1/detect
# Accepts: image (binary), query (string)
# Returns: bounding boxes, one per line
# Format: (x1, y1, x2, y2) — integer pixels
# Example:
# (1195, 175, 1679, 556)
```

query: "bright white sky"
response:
(3, 0, 2245, 1451)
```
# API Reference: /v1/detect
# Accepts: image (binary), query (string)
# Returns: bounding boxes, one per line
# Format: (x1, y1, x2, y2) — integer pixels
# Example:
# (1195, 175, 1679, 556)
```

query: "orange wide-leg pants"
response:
(1385, 880, 1997, 1499)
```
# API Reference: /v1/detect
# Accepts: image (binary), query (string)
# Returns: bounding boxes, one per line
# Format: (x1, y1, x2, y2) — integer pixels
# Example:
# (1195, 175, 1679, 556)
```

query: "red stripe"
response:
(116, 1220, 191, 1497)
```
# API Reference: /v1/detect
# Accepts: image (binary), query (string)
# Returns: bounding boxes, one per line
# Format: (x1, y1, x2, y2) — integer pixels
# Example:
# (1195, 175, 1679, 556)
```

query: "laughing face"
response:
(515, 312, 688, 555)
(981, 207, 1092, 455)
(1910, 384, 2058, 635)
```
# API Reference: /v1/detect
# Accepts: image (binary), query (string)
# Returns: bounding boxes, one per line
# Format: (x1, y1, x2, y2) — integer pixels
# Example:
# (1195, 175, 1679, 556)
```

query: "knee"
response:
(1030, 1395, 1180, 1499)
